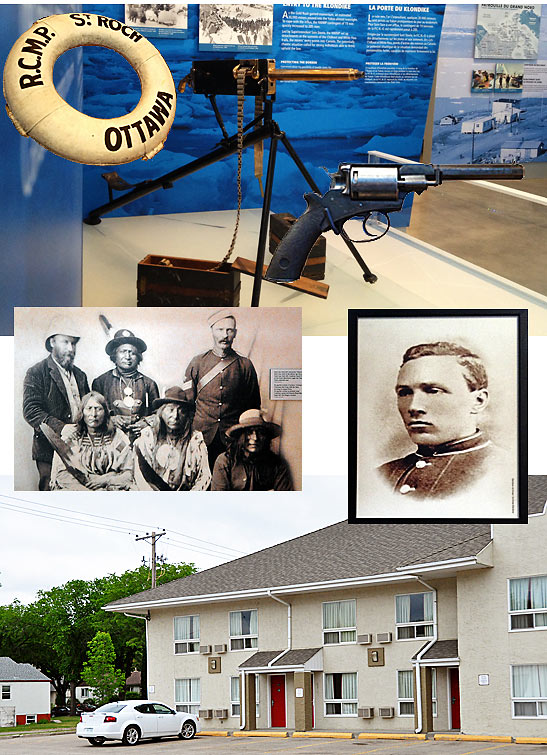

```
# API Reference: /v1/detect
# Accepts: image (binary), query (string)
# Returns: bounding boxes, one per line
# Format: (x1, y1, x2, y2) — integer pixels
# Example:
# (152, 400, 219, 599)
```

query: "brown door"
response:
(270, 675, 286, 727)
(450, 668, 461, 729)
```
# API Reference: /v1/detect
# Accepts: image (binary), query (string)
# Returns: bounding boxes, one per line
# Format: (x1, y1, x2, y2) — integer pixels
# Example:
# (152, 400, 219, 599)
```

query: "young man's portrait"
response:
(349, 310, 526, 523)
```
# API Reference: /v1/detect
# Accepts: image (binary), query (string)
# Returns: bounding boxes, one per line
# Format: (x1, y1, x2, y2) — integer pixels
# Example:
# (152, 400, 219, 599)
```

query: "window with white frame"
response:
(229, 610, 258, 650)
(175, 678, 200, 715)
(1, 685, 10, 700)
(26, 715, 37, 724)
(509, 576, 547, 630)
(324, 672, 358, 716)
(230, 676, 259, 717)
(174, 615, 200, 653)
(322, 600, 356, 645)
(395, 592, 434, 640)
(397, 670, 414, 715)
(512, 665, 547, 718)
(80, 688, 92, 698)
(230, 677, 241, 717)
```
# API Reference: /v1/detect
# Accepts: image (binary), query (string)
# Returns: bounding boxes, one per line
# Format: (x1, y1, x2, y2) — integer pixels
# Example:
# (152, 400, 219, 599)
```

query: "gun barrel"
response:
(436, 163, 524, 181)
(268, 67, 364, 82)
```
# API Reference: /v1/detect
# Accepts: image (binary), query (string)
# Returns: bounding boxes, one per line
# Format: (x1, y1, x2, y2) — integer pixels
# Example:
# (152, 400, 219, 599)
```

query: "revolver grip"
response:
(265, 194, 327, 283)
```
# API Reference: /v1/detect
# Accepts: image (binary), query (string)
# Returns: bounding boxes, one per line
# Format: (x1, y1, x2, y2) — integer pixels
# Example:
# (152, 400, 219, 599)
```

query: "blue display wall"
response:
(0, 4, 83, 335)
(82, 4, 445, 220)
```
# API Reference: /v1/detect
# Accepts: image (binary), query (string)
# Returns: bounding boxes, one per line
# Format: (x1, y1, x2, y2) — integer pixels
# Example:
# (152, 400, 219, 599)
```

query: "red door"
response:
(450, 668, 461, 730)
(270, 675, 286, 727)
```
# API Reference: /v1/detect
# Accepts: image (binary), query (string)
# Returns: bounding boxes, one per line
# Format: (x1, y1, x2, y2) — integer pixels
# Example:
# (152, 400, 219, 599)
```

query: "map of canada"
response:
(475, 5, 541, 59)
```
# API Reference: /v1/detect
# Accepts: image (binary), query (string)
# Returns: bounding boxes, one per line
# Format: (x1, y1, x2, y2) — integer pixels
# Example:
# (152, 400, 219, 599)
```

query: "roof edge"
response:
(105, 557, 487, 612)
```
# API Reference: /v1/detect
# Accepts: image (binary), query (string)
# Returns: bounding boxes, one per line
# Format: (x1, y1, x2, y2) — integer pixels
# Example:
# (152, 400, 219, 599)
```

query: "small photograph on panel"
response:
(348, 309, 527, 523)
(14, 307, 301, 492)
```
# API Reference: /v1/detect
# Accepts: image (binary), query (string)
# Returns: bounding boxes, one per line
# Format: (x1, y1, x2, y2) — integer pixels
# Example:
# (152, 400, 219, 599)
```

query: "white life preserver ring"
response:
(3, 12, 176, 165)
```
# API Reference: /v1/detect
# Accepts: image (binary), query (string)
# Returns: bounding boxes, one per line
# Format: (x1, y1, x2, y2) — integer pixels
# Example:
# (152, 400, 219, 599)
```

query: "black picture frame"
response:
(348, 309, 528, 524)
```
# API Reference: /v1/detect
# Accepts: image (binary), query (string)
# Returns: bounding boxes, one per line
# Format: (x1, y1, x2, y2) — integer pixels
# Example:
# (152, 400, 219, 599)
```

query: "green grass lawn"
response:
(0, 716, 80, 734)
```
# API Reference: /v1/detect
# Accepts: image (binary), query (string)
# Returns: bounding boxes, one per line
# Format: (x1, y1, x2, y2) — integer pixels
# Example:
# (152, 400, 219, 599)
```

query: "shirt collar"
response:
(416, 430, 489, 457)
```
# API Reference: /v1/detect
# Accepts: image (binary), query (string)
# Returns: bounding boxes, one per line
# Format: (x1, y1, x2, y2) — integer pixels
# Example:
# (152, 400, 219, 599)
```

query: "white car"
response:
(76, 700, 201, 746)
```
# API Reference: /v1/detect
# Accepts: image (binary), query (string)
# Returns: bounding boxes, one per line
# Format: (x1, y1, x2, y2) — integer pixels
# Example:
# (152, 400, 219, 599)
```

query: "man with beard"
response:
(92, 328, 159, 443)
(22, 318, 90, 490)
(183, 310, 261, 469)
(211, 409, 292, 491)
(134, 387, 210, 491)
(376, 341, 505, 499)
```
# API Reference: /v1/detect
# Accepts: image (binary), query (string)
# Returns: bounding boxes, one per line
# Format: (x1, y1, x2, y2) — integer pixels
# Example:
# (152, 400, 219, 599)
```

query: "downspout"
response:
(266, 590, 292, 666)
(239, 670, 246, 730)
(123, 613, 150, 698)
(411, 579, 437, 735)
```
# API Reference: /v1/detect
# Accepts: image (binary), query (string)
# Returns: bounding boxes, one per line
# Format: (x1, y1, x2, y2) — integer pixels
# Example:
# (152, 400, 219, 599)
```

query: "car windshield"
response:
(96, 704, 126, 713)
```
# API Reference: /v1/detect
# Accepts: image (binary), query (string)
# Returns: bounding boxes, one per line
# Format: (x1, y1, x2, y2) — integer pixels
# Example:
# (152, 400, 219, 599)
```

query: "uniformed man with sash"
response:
(182, 310, 261, 469)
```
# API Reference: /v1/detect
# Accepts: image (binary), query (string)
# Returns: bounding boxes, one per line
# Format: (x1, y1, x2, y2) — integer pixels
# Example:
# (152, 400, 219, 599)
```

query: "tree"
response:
(0, 560, 196, 708)
(82, 632, 125, 706)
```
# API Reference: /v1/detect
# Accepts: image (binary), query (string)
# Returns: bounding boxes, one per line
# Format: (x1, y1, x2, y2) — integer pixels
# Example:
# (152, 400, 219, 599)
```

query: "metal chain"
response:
(216, 66, 247, 269)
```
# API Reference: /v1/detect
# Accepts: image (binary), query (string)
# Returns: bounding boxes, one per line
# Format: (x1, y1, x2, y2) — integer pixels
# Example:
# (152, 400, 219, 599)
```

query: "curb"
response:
(198, 730, 230, 737)
(434, 735, 512, 743)
(233, 731, 288, 738)
(293, 732, 353, 739)
(0, 729, 75, 739)
(359, 733, 427, 740)
(515, 739, 547, 745)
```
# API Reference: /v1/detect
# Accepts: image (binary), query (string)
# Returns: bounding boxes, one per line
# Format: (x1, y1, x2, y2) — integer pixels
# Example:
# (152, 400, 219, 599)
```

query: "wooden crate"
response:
(269, 212, 326, 281)
(137, 255, 241, 307)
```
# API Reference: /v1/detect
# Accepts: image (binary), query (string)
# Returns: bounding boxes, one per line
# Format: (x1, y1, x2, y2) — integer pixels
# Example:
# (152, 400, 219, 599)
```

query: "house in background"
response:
(0, 657, 50, 727)
(106, 477, 547, 737)
(501, 139, 544, 161)
(126, 671, 142, 695)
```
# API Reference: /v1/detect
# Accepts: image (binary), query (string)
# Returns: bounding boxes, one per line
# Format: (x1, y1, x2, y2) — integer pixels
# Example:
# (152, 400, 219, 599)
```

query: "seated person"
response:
(211, 409, 293, 491)
(134, 387, 211, 491)
(50, 391, 135, 491)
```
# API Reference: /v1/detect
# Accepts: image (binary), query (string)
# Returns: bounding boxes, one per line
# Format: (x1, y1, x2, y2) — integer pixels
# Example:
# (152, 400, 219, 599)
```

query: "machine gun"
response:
(264, 162, 525, 284)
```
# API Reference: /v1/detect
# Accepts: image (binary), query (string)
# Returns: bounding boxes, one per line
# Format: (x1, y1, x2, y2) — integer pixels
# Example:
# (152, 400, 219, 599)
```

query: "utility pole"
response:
(136, 530, 166, 588)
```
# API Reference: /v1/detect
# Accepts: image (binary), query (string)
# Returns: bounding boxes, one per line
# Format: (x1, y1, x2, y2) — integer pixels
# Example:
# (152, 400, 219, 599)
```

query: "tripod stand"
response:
(84, 91, 377, 306)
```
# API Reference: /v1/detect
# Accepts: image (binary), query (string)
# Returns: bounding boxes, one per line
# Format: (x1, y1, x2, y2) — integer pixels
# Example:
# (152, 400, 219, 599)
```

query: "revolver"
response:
(264, 162, 524, 283)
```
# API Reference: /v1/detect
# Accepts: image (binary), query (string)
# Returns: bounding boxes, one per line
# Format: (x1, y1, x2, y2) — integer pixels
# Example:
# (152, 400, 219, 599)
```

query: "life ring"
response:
(3, 13, 176, 165)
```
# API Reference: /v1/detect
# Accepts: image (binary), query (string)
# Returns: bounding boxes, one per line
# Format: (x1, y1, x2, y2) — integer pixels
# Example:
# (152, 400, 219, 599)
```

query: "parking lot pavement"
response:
(1, 734, 546, 755)
(0, 735, 546, 755)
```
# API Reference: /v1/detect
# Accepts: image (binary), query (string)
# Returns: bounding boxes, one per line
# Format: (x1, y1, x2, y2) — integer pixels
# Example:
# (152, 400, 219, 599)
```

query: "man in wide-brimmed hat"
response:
(92, 328, 159, 443)
(23, 316, 90, 490)
(211, 409, 292, 491)
(182, 310, 261, 470)
(134, 386, 211, 491)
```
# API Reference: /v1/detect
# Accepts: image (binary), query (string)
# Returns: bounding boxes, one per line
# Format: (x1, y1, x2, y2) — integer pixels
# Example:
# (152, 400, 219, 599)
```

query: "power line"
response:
(0, 501, 241, 562)
(0, 493, 246, 555)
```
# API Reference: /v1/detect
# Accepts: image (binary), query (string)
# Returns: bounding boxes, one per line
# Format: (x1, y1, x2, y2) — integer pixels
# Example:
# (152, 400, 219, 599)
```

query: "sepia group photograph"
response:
(348, 309, 527, 523)
(14, 306, 302, 493)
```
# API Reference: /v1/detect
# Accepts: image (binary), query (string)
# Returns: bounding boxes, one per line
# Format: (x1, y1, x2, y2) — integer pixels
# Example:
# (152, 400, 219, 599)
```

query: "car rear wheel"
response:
(87, 737, 105, 746)
(122, 725, 141, 746)
(178, 721, 196, 740)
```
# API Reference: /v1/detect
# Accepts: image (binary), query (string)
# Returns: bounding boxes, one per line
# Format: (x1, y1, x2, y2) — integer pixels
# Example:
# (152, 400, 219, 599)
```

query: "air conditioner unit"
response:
(199, 645, 212, 654)
(379, 707, 394, 718)
(358, 707, 374, 719)
(214, 709, 229, 719)
(357, 633, 372, 645)
(199, 709, 213, 719)
(214, 644, 227, 654)
(376, 632, 392, 643)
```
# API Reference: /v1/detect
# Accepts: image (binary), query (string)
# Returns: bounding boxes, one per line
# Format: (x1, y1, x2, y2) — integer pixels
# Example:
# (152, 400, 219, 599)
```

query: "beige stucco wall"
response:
(457, 512, 547, 736)
(147, 577, 457, 731)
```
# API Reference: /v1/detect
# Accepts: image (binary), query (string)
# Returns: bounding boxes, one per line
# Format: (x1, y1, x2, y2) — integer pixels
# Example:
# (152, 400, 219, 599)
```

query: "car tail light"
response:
(104, 715, 117, 723)
(79, 716, 82, 723)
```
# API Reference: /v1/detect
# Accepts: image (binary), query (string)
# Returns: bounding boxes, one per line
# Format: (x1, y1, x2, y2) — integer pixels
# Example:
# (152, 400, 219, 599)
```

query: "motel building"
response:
(106, 477, 547, 736)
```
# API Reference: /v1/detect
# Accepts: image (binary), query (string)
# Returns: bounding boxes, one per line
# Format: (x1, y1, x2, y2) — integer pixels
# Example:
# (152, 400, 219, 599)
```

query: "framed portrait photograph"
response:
(348, 309, 527, 523)
(14, 306, 301, 493)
